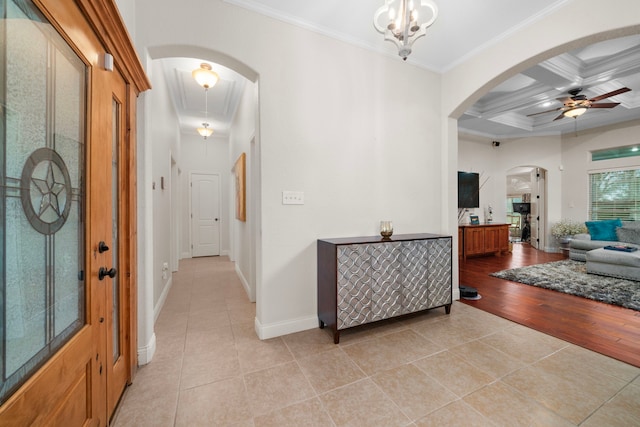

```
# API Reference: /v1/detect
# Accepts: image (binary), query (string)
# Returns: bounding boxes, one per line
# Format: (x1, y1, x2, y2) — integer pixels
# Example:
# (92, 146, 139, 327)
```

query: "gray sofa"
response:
(569, 220, 640, 281)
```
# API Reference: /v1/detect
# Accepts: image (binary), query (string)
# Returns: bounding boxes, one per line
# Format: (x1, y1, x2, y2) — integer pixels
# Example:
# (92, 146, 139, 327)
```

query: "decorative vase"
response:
(559, 236, 572, 251)
(380, 221, 393, 239)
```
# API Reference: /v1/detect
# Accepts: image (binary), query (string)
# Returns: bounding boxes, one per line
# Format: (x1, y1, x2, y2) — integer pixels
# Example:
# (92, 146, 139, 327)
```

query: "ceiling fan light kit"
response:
(563, 106, 587, 118)
(374, 0, 438, 60)
(528, 86, 631, 122)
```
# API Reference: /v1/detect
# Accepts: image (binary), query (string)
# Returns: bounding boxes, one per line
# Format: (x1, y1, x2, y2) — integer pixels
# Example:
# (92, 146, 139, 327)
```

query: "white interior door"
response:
(529, 168, 547, 250)
(191, 173, 221, 257)
(535, 168, 546, 250)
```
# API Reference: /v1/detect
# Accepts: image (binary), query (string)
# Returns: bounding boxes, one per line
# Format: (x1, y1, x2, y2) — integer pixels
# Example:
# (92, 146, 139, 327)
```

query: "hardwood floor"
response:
(459, 242, 640, 368)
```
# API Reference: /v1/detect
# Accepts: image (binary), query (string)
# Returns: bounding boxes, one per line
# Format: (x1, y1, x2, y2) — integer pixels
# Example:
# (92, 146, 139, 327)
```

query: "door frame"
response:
(0, 0, 150, 424)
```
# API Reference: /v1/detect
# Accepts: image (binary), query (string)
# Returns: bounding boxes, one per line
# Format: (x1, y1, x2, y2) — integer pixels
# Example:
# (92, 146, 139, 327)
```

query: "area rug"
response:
(490, 259, 640, 311)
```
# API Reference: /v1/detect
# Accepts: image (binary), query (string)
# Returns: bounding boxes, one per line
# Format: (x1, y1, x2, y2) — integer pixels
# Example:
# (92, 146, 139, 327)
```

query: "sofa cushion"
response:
(570, 238, 620, 251)
(621, 220, 640, 229)
(585, 219, 622, 241)
(586, 247, 640, 268)
(616, 227, 640, 245)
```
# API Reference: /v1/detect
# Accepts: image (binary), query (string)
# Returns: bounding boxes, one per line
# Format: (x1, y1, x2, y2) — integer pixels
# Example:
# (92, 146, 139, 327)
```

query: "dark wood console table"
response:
(317, 233, 452, 343)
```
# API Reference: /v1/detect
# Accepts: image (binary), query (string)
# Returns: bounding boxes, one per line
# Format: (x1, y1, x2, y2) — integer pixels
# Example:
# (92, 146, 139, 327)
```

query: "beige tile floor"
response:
(112, 256, 640, 426)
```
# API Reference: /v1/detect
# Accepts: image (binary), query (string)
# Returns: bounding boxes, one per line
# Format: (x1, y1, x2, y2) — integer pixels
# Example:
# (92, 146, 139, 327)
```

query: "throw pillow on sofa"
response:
(585, 219, 622, 241)
(616, 227, 640, 245)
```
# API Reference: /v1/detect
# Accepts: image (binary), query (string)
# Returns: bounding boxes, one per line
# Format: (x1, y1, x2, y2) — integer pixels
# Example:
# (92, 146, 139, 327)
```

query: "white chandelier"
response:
(374, 0, 438, 60)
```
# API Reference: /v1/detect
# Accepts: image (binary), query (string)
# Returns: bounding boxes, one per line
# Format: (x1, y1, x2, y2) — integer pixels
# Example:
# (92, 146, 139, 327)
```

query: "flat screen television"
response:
(458, 172, 479, 208)
(513, 202, 530, 214)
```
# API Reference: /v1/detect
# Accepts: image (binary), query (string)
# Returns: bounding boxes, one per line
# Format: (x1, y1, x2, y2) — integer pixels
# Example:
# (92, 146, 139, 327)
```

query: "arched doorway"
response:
(137, 46, 261, 364)
(448, 17, 640, 295)
(507, 166, 548, 251)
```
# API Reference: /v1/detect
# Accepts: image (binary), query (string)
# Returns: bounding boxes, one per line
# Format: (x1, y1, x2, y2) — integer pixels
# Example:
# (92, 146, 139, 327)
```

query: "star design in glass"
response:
(31, 161, 66, 219)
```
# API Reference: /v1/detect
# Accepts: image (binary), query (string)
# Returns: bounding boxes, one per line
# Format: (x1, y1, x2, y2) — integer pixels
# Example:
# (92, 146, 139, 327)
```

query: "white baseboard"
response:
(154, 276, 173, 322)
(254, 315, 318, 340)
(452, 287, 460, 301)
(180, 251, 191, 259)
(235, 264, 255, 302)
(137, 332, 156, 365)
(221, 249, 230, 256)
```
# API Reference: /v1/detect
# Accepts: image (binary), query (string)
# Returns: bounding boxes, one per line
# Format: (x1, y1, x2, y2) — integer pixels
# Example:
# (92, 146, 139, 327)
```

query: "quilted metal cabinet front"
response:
(401, 240, 430, 314)
(427, 238, 452, 308)
(337, 244, 371, 329)
(369, 242, 403, 322)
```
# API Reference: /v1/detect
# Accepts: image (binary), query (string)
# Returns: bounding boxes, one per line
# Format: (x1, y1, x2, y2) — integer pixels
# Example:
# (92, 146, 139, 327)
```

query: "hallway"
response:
(113, 256, 640, 426)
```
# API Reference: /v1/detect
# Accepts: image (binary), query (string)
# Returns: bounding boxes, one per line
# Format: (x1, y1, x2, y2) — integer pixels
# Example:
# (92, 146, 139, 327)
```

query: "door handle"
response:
(98, 267, 117, 280)
(98, 241, 110, 253)
(215, 218, 219, 222)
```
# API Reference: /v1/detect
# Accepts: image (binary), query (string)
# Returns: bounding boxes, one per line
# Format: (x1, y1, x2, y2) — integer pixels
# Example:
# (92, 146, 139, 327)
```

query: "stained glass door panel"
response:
(1, 0, 85, 406)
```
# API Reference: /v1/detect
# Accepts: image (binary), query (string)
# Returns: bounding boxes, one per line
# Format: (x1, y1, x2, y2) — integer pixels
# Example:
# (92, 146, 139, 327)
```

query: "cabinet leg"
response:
(319, 319, 325, 329)
(445, 304, 452, 314)
(333, 330, 340, 344)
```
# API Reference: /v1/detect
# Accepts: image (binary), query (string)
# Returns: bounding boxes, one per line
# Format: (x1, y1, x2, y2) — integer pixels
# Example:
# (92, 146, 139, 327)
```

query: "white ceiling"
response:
(161, 57, 247, 138)
(162, 0, 640, 139)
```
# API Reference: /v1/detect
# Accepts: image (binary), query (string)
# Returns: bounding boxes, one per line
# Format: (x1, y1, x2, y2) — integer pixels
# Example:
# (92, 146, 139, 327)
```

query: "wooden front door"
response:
(102, 63, 131, 419)
(0, 0, 147, 425)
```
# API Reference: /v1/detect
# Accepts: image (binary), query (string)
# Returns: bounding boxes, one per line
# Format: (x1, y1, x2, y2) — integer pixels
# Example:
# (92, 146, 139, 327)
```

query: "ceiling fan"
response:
(527, 87, 631, 121)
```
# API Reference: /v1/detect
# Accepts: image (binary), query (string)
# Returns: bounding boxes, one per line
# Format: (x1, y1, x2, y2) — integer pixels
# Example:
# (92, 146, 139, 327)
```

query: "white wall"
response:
(457, 134, 505, 224)
(114, 0, 134, 41)
(179, 134, 231, 258)
(133, 0, 443, 339)
(229, 81, 257, 301)
(561, 120, 640, 222)
(148, 60, 181, 309)
(127, 0, 640, 345)
(458, 133, 563, 249)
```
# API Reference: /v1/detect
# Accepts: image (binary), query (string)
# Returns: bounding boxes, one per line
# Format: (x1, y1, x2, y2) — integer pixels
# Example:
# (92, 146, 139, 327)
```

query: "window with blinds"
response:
(589, 169, 640, 220)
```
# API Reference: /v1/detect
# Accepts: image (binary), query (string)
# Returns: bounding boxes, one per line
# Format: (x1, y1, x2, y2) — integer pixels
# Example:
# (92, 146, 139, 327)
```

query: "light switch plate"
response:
(282, 191, 304, 205)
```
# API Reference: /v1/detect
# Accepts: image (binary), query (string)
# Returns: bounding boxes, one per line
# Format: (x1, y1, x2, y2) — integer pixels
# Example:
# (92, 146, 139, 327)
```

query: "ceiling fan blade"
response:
(589, 87, 631, 102)
(553, 113, 566, 121)
(526, 107, 562, 117)
(589, 102, 620, 109)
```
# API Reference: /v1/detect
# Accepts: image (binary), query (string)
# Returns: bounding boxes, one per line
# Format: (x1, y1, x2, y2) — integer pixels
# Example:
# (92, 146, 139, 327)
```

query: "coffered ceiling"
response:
(459, 34, 640, 138)
(160, 0, 640, 139)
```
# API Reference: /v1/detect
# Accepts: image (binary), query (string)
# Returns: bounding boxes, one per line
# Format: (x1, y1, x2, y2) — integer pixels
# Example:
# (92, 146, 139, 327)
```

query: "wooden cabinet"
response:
(318, 233, 452, 343)
(459, 224, 509, 260)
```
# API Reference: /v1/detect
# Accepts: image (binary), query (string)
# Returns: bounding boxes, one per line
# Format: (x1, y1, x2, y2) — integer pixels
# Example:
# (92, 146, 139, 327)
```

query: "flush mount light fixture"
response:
(197, 123, 214, 139)
(373, 0, 438, 60)
(192, 63, 219, 89)
(193, 62, 219, 139)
